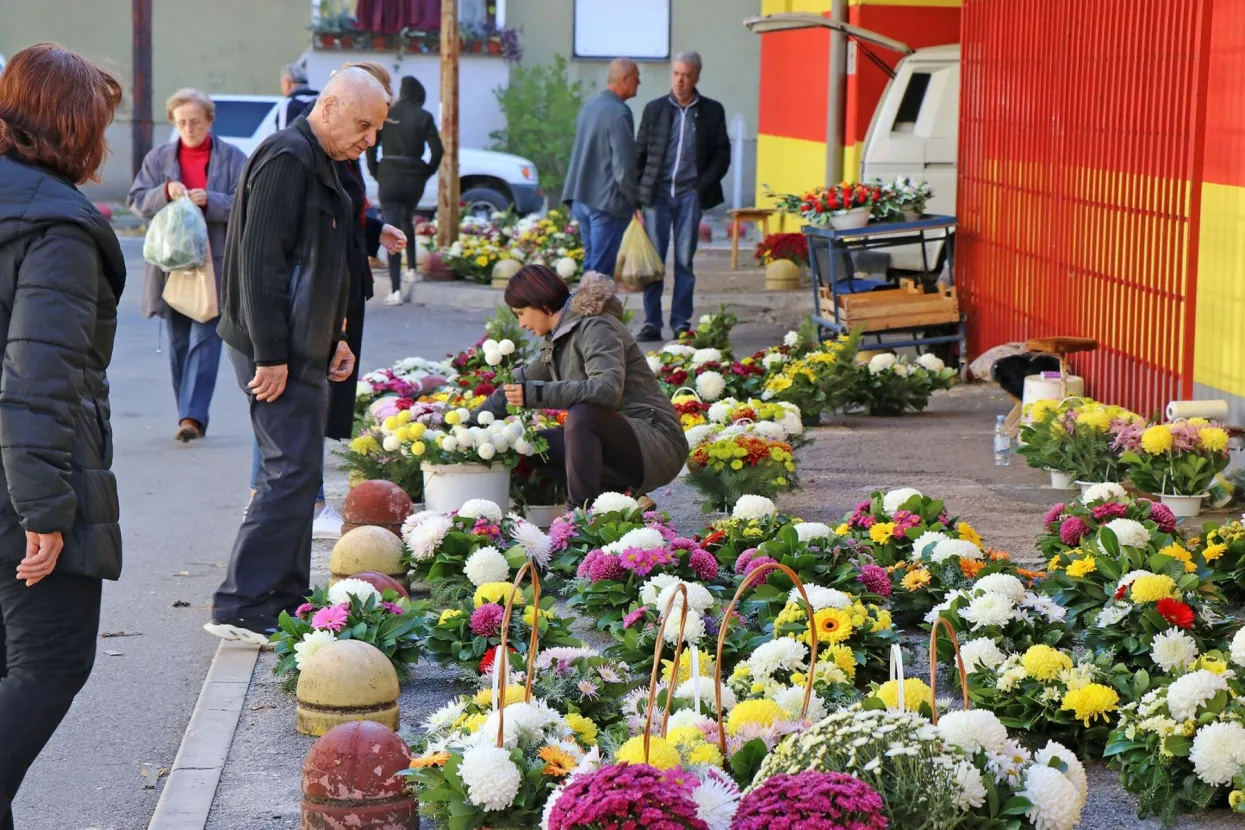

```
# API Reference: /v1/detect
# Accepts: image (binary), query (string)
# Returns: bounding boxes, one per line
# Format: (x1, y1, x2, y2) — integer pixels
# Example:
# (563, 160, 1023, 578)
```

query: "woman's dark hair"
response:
(504, 264, 571, 313)
(0, 43, 123, 184)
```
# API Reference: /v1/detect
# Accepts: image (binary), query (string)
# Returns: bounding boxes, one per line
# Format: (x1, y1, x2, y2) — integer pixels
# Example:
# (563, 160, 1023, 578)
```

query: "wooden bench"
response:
(727, 207, 777, 269)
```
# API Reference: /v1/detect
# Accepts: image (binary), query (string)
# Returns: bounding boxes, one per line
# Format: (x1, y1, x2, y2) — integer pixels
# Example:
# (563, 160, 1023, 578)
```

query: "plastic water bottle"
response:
(993, 415, 1011, 466)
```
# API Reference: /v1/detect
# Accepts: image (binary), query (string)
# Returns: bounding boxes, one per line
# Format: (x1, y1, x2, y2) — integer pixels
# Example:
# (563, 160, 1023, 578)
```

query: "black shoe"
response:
(203, 616, 278, 646)
(636, 325, 663, 343)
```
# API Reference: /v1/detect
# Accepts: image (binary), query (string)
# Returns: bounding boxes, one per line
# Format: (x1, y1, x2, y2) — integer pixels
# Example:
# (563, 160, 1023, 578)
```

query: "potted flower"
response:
(875, 176, 934, 222)
(1119, 419, 1231, 518)
(850, 352, 955, 415)
(543, 493, 675, 584)
(767, 182, 884, 231)
(1016, 398, 1080, 489)
(685, 432, 797, 514)
(675, 305, 739, 351)
(1044, 401, 1144, 493)
(760, 332, 859, 424)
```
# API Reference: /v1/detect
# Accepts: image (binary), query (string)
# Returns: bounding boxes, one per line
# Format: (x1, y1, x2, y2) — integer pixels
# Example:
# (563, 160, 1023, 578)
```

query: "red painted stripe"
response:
(758, 28, 830, 142)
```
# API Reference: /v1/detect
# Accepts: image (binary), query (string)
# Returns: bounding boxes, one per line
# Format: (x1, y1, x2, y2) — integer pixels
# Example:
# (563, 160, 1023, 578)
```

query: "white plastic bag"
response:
(143, 195, 208, 271)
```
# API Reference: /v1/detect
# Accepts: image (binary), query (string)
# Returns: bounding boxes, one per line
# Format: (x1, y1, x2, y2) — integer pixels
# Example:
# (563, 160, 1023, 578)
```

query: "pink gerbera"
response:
(311, 604, 349, 632)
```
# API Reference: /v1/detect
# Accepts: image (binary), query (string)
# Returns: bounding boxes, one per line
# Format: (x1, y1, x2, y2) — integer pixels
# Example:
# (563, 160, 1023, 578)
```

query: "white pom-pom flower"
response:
(868, 353, 898, 375)
(1100, 518, 1150, 551)
(459, 744, 522, 811)
(382, 434, 402, 452)
(1190, 721, 1245, 785)
(608, 527, 665, 552)
(404, 514, 452, 561)
(910, 530, 949, 559)
(498, 339, 516, 356)
(732, 495, 777, 521)
(1019, 764, 1083, 830)
(328, 578, 381, 606)
(482, 339, 500, 353)
(478, 443, 497, 461)
(1231, 627, 1245, 668)
(937, 709, 1009, 755)
(959, 637, 1007, 674)
(294, 629, 337, 671)
(931, 538, 983, 564)
(1167, 670, 1230, 721)
(1150, 629, 1199, 673)
(591, 492, 639, 514)
(789, 584, 850, 611)
(783, 331, 800, 348)
(696, 371, 726, 402)
(691, 348, 722, 368)
(917, 352, 946, 372)
(1033, 742, 1087, 803)
(1083, 482, 1128, 504)
(960, 592, 1016, 630)
(973, 573, 1027, 603)
(793, 522, 832, 543)
(656, 581, 715, 614)
(464, 546, 510, 586)
(639, 574, 681, 608)
(950, 760, 988, 811)
(882, 488, 923, 514)
(458, 499, 503, 522)
(477, 411, 495, 426)
(484, 349, 504, 367)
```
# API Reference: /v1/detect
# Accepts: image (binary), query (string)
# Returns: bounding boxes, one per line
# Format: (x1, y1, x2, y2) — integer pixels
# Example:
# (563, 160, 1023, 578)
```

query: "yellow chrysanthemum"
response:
(565, 713, 599, 746)
(348, 435, 380, 455)
(1199, 427, 1229, 453)
(1065, 556, 1098, 578)
(686, 742, 724, 766)
(522, 605, 546, 627)
(616, 735, 682, 770)
(1061, 683, 1120, 726)
(874, 678, 932, 713)
(538, 744, 578, 776)
(1047, 554, 1063, 572)
(874, 608, 893, 631)
(957, 522, 983, 548)
(471, 685, 527, 708)
(726, 699, 787, 735)
(1140, 424, 1175, 454)
(666, 725, 707, 749)
(901, 568, 932, 591)
(869, 522, 897, 545)
(834, 523, 851, 536)
(1130, 574, 1178, 603)
(1196, 657, 1228, 675)
(817, 642, 858, 680)
(1229, 790, 1244, 809)
(1077, 408, 1112, 432)
(812, 608, 855, 644)
(473, 582, 514, 607)
(461, 713, 488, 733)
(661, 647, 715, 685)
(1022, 645, 1074, 681)
(1158, 543, 1197, 574)
(1203, 543, 1228, 563)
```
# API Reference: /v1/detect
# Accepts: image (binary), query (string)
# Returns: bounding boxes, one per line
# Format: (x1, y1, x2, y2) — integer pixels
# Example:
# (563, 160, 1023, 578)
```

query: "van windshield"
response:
(211, 101, 276, 139)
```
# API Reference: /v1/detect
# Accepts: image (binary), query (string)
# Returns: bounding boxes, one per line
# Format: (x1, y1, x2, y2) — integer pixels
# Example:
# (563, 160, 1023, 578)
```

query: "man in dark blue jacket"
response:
(276, 63, 319, 131)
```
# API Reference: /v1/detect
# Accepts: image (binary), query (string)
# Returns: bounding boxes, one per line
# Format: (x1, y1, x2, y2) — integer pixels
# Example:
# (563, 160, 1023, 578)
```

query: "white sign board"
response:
(573, 0, 670, 61)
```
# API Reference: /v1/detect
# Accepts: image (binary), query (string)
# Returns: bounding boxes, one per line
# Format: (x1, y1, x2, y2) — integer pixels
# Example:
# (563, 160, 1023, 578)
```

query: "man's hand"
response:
(380, 224, 407, 254)
(167, 180, 188, 200)
(187, 188, 208, 207)
(329, 341, 356, 382)
(17, 531, 64, 587)
(504, 383, 525, 408)
(249, 364, 289, 402)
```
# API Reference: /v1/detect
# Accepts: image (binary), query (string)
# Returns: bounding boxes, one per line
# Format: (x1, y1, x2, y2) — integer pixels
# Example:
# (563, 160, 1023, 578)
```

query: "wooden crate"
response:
(819, 281, 960, 332)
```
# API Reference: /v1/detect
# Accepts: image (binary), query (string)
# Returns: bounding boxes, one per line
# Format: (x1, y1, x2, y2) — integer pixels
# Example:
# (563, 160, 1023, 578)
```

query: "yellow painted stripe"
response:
(842, 142, 863, 183)
(1194, 182, 1245, 396)
(849, 0, 962, 6)
(755, 134, 829, 231)
(761, 0, 835, 13)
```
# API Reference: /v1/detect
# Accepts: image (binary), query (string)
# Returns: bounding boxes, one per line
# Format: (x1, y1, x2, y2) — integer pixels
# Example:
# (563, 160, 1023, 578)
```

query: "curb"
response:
(407, 280, 812, 313)
(147, 641, 260, 830)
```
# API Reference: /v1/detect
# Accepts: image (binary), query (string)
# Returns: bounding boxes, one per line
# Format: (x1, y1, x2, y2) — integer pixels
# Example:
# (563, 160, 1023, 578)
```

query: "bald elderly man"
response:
(562, 58, 641, 276)
(207, 68, 395, 644)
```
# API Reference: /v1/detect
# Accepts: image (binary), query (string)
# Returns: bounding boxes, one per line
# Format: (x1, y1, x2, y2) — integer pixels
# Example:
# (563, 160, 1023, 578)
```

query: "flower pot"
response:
(422, 463, 511, 515)
(828, 207, 871, 231)
(1048, 470, 1074, 490)
(1160, 493, 1207, 519)
(338, 34, 355, 49)
(525, 504, 566, 529)
(370, 35, 389, 50)
(317, 33, 337, 49)
(488, 40, 502, 55)
(902, 208, 922, 222)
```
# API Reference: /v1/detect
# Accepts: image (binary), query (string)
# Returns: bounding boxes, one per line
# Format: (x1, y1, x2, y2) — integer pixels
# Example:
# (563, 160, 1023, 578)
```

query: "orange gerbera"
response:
(987, 549, 1011, 562)
(538, 744, 578, 777)
(960, 558, 987, 579)
(409, 751, 450, 769)
(1017, 567, 1046, 586)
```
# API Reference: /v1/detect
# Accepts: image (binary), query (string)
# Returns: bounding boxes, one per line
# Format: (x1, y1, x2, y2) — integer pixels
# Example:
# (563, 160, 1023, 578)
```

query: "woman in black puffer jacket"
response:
(0, 44, 126, 830)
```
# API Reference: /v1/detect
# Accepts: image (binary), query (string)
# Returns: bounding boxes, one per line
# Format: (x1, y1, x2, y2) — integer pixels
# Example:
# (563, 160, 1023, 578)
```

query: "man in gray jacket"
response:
(561, 59, 640, 277)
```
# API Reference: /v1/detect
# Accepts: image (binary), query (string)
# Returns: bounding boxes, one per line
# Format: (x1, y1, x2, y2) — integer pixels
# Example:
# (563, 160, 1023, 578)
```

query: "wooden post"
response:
(436, 0, 460, 248)
(131, 0, 153, 178)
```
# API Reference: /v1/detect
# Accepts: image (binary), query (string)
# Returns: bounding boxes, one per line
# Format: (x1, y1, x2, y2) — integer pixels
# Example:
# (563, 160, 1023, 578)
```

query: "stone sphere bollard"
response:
(491, 257, 522, 289)
(300, 720, 419, 829)
(296, 639, 400, 736)
(349, 571, 410, 599)
(764, 258, 802, 291)
(341, 480, 412, 537)
(329, 526, 407, 587)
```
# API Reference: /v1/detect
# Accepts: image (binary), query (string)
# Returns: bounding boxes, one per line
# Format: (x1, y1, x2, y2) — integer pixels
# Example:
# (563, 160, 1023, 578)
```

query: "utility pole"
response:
(437, 0, 460, 248)
(131, 0, 153, 178)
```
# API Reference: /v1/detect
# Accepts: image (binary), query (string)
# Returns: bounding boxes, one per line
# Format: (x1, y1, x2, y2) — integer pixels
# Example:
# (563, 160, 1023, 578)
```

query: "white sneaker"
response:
(402, 268, 418, 284)
(313, 504, 344, 540)
(383, 290, 403, 306)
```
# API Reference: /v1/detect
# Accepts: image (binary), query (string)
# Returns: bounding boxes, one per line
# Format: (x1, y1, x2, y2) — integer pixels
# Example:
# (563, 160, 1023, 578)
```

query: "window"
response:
(892, 72, 931, 134)
(212, 101, 278, 139)
(573, 0, 670, 60)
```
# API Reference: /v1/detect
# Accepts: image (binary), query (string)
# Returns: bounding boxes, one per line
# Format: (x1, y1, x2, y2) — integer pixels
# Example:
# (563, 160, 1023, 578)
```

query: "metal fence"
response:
(957, 0, 1215, 416)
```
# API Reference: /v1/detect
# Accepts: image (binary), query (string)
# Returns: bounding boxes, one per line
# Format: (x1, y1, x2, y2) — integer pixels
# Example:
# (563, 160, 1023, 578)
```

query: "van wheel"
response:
(461, 187, 511, 219)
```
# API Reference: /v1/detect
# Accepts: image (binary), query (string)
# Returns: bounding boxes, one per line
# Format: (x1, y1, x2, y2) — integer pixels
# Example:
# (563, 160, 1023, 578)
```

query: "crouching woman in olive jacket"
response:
(476, 266, 687, 508)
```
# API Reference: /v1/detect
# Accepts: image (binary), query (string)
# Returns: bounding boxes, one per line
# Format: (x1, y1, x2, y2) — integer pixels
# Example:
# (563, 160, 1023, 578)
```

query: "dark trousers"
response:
(212, 347, 328, 622)
(538, 403, 645, 508)
(571, 202, 630, 277)
(166, 309, 223, 430)
(381, 185, 426, 293)
(0, 570, 101, 830)
(642, 190, 701, 332)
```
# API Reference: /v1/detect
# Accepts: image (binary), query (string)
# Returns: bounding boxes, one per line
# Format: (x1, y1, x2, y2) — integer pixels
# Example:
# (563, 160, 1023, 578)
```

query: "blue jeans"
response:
(642, 191, 701, 331)
(166, 310, 223, 428)
(252, 438, 325, 503)
(571, 202, 630, 277)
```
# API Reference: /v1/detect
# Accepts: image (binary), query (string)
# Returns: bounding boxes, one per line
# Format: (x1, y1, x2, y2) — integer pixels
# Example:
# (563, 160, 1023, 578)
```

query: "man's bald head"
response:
(607, 58, 640, 101)
(308, 67, 391, 161)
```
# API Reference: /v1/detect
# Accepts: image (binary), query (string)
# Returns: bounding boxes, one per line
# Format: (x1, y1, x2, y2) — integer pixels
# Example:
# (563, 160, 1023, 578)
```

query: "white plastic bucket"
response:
(421, 463, 511, 515)
(525, 504, 566, 529)
(1161, 493, 1207, 519)
(1048, 470, 1073, 490)
(1021, 374, 1085, 423)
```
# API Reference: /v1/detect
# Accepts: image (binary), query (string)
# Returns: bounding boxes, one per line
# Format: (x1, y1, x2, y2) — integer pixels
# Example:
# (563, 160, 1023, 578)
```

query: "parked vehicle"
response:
(165, 94, 545, 217)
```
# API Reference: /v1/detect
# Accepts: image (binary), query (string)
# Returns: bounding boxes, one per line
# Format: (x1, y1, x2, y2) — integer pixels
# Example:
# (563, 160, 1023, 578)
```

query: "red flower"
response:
(478, 644, 518, 675)
(1114, 584, 1128, 601)
(1156, 598, 1195, 630)
(702, 530, 726, 547)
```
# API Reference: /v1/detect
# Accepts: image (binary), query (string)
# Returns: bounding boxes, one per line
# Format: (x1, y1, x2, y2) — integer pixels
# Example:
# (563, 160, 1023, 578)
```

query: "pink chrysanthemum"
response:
(469, 603, 505, 637)
(1092, 502, 1128, 521)
(1147, 501, 1178, 534)
(858, 564, 892, 597)
(734, 771, 887, 830)
(623, 608, 648, 629)
(689, 548, 720, 581)
(549, 515, 578, 552)
(734, 548, 759, 575)
(588, 553, 626, 582)
(1043, 503, 1067, 531)
(311, 604, 349, 632)
(1059, 516, 1091, 546)
(382, 602, 405, 615)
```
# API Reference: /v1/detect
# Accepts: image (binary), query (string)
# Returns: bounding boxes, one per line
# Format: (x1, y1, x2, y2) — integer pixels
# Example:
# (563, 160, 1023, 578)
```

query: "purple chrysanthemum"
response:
(577, 549, 603, 579)
(1060, 516, 1091, 546)
(381, 602, 405, 615)
(689, 548, 720, 581)
(1044, 503, 1067, 531)
(549, 515, 578, 552)
(1092, 502, 1128, 521)
(1147, 501, 1178, 534)
(623, 608, 647, 629)
(670, 537, 698, 552)
(857, 563, 892, 598)
(469, 603, 505, 637)
(545, 763, 709, 830)
(734, 770, 888, 830)
(588, 553, 626, 582)
(743, 555, 777, 580)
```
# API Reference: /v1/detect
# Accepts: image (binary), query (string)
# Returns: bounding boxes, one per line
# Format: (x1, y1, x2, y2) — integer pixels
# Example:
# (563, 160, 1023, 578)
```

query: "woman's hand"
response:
(166, 180, 188, 200)
(504, 383, 525, 408)
(187, 188, 208, 207)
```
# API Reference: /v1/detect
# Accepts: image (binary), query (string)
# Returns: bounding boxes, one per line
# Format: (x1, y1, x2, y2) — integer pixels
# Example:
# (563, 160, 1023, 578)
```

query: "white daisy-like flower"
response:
(1100, 518, 1150, 551)
(1019, 764, 1083, 830)
(793, 522, 832, 542)
(404, 513, 452, 561)
(789, 584, 851, 611)
(882, 488, 923, 514)
(293, 629, 337, 671)
(868, 353, 898, 375)
(973, 574, 1026, 603)
(1150, 628, 1199, 673)
(675, 675, 736, 710)
(696, 371, 726, 402)
(931, 538, 983, 564)
(509, 516, 553, 569)
(590, 492, 639, 515)
(1033, 742, 1087, 804)
(774, 684, 827, 722)
(661, 343, 696, 358)
(1189, 721, 1245, 785)
(910, 530, 948, 559)
(950, 760, 988, 810)
(917, 352, 945, 372)
(640, 573, 681, 608)
(646, 355, 663, 373)
(459, 744, 522, 811)
(423, 698, 469, 734)
(328, 578, 381, 606)
(986, 739, 1033, 788)
(663, 609, 706, 644)
(1021, 593, 1067, 623)
(783, 330, 800, 348)
(474, 700, 564, 749)
(401, 509, 438, 539)
(960, 637, 1007, 674)
(747, 638, 808, 679)
(1231, 627, 1245, 668)
(762, 351, 787, 370)
(938, 710, 1009, 755)
(464, 546, 510, 587)
(1093, 603, 1131, 628)
(691, 348, 722, 368)
(960, 592, 1016, 630)
(458, 499, 503, 522)
(607, 527, 666, 554)
(691, 771, 741, 830)
(656, 581, 715, 614)
(732, 494, 777, 521)
(1167, 670, 1230, 721)
(1083, 482, 1128, 504)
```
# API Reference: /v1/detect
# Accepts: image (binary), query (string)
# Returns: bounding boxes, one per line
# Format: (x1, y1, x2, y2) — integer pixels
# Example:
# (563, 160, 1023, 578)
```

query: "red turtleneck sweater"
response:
(175, 137, 211, 195)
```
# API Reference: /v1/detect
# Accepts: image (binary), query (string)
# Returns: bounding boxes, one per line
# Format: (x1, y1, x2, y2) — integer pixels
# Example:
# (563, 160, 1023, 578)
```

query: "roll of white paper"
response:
(1166, 400, 1229, 422)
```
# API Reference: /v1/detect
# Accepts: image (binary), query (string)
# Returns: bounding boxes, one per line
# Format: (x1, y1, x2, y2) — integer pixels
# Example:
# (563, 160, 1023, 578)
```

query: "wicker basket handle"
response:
(672, 387, 703, 401)
(713, 561, 820, 755)
(927, 616, 970, 725)
(642, 583, 693, 762)
(494, 561, 543, 749)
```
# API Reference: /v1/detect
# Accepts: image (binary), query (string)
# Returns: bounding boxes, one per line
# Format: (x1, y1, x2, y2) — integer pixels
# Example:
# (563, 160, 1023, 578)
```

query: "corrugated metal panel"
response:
(958, 0, 1215, 417)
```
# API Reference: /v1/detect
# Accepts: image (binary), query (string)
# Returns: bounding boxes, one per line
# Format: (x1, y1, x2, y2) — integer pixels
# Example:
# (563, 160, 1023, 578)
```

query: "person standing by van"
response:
(366, 76, 442, 306)
(276, 64, 319, 131)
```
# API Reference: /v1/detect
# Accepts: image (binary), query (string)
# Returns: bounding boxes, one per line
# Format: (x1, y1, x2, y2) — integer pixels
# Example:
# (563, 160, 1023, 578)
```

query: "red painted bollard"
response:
(341, 479, 412, 537)
(301, 720, 419, 829)
(699, 221, 712, 242)
(350, 571, 410, 599)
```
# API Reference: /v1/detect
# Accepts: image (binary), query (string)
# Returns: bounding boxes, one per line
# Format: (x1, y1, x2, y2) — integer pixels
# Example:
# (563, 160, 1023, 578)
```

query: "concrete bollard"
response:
(764, 258, 802, 291)
(300, 720, 419, 829)
(341, 479, 412, 538)
(328, 526, 406, 588)
(296, 639, 400, 737)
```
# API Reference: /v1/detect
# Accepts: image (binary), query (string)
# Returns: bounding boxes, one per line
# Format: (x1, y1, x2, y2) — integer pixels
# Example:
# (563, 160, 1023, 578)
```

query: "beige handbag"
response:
(162, 238, 218, 323)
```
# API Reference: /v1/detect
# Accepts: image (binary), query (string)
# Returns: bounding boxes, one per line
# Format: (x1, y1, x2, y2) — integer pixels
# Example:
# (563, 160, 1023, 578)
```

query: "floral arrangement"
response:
(1046, 401, 1146, 484)
(520, 647, 635, 732)
(753, 232, 809, 267)
(685, 433, 797, 513)
(544, 493, 677, 583)
(886, 532, 1020, 622)
(1016, 398, 1080, 477)
(542, 763, 722, 830)
(843, 487, 960, 567)
(696, 495, 803, 573)
(728, 523, 870, 621)
(769, 585, 898, 686)
(339, 400, 444, 498)
(704, 397, 804, 440)
(727, 636, 859, 724)
(646, 343, 766, 402)
(676, 306, 740, 351)
(672, 391, 711, 430)
(760, 333, 859, 422)
(925, 574, 1071, 657)
(874, 175, 934, 220)
(423, 407, 548, 468)
(768, 182, 885, 226)
(733, 771, 887, 830)
(270, 579, 427, 677)
(1120, 418, 1231, 497)
(441, 209, 584, 283)
(850, 352, 955, 416)
(1199, 520, 1245, 604)
(402, 501, 537, 603)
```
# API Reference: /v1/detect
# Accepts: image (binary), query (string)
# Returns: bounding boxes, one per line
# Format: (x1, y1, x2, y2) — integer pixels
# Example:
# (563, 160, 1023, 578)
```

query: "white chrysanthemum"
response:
(464, 546, 510, 587)
(917, 352, 946, 372)
(1100, 518, 1150, 551)
(663, 608, 706, 644)
(640, 573, 681, 608)
(509, 516, 553, 569)
(691, 348, 722, 368)
(475, 700, 563, 749)
(662, 343, 696, 357)
(1033, 742, 1087, 803)
(1019, 764, 1083, 830)
(382, 434, 402, 452)
(747, 638, 808, 679)
(293, 629, 337, 671)
(1093, 603, 1131, 628)
(423, 698, 469, 734)
(931, 538, 983, 564)
(882, 488, 923, 514)
(497, 339, 516, 356)
(732, 494, 777, 521)
(404, 513, 452, 561)
(590, 492, 639, 514)
(675, 675, 736, 710)
(685, 424, 718, 449)
(668, 709, 715, 730)
(328, 578, 382, 606)
(607, 527, 666, 554)
(950, 760, 988, 810)
(706, 400, 734, 423)
(960, 592, 1016, 630)
(459, 744, 522, 811)
(752, 421, 787, 441)
(868, 353, 898, 375)
(974, 574, 1027, 603)
(910, 530, 948, 559)
(789, 584, 850, 611)
(514, 437, 535, 456)
(691, 772, 741, 830)
(458, 499, 503, 522)
(793, 522, 832, 542)
(1150, 628, 1199, 673)
(1232, 628, 1245, 668)
(1167, 670, 1230, 721)
(762, 351, 786, 370)
(774, 684, 827, 722)
(1190, 721, 1245, 785)
(401, 509, 438, 537)
(646, 355, 663, 373)
(696, 371, 726, 402)
(656, 581, 715, 614)
(960, 638, 1007, 674)
(1021, 593, 1068, 623)
(783, 330, 800, 348)
(938, 710, 1009, 755)
(477, 411, 495, 426)
(1083, 482, 1128, 504)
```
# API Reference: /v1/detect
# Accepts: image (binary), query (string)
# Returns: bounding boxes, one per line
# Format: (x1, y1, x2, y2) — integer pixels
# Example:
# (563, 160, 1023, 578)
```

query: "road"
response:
(11, 236, 491, 830)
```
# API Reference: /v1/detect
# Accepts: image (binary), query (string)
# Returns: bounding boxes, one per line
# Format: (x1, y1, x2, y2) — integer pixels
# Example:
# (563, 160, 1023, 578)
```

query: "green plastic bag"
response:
(143, 195, 208, 271)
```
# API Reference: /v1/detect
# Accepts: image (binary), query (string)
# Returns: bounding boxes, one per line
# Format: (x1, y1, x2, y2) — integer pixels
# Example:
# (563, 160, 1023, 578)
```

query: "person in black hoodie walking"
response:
(0, 44, 125, 830)
(367, 75, 442, 306)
